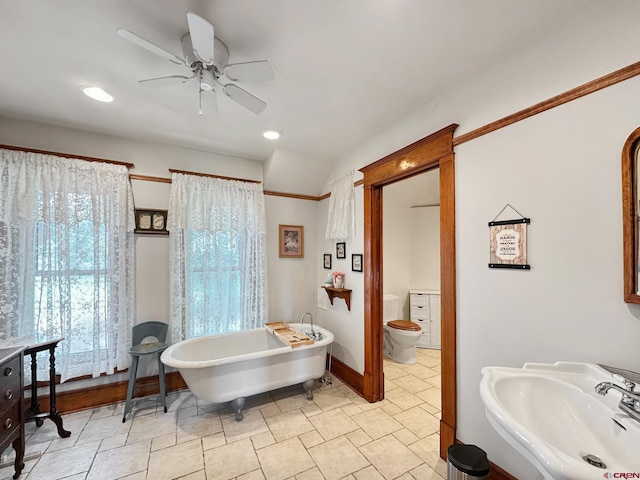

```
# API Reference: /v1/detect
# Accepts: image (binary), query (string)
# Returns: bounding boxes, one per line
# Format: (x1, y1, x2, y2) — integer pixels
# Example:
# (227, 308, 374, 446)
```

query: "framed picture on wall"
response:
(352, 254, 363, 272)
(279, 224, 304, 258)
(336, 242, 346, 259)
(323, 254, 332, 269)
(135, 209, 169, 235)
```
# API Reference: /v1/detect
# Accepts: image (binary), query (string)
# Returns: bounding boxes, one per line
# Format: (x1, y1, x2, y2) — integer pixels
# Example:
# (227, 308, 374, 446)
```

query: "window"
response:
(168, 173, 267, 341)
(33, 218, 109, 368)
(185, 229, 243, 337)
(0, 150, 135, 382)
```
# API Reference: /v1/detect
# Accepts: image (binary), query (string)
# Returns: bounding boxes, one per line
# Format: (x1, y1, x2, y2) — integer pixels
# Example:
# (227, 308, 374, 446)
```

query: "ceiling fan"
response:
(117, 12, 274, 115)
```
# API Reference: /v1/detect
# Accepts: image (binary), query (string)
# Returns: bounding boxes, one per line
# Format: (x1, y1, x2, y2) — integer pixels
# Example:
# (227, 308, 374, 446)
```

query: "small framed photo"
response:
(336, 242, 346, 259)
(323, 254, 332, 269)
(279, 225, 304, 258)
(135, 209, 169, 235)
(352, 254, 363, 272)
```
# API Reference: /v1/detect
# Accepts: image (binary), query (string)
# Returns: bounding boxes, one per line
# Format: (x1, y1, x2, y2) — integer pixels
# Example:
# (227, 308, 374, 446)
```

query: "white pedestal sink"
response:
(480, 362, 640, 480)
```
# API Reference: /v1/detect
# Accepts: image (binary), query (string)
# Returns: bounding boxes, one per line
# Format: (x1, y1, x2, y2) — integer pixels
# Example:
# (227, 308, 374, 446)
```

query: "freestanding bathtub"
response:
(161, 322, 334, 420)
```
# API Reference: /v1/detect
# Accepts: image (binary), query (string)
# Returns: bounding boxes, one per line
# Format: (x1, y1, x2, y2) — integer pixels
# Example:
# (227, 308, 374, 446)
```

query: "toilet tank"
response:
(383, 294, 399, 321)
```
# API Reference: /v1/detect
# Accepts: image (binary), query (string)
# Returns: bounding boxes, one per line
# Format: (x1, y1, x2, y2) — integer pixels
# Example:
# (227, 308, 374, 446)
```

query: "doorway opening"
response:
(382, 169, 443, 434)
(359, 124, 457, 458)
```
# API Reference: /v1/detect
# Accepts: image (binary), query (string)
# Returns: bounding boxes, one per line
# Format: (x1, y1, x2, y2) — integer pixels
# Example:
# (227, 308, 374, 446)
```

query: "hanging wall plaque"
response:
(488, 205, 530, 270)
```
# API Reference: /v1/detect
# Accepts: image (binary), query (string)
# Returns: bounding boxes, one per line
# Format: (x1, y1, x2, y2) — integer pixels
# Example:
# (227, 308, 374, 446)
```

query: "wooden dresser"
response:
(0, 347, 25, 479)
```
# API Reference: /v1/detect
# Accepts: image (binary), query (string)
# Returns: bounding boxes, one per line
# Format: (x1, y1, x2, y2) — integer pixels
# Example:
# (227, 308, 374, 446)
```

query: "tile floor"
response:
(1, 348, 445, 480)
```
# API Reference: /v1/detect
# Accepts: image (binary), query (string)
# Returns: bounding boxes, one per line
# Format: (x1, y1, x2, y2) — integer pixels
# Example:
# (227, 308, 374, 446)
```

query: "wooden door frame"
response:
(359, 124, 458, 459)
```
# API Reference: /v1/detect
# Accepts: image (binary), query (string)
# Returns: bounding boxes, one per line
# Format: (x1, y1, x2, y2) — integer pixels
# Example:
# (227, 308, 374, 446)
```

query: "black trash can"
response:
(447, 444, 490, 480)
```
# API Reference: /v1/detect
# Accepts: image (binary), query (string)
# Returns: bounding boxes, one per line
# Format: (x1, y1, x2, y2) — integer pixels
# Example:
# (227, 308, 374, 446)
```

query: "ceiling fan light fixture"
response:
(82, 86, 114, 103)
(117, 12, 273, 115)
(200, 70, 215, 91)
(262, 129, 282, 140)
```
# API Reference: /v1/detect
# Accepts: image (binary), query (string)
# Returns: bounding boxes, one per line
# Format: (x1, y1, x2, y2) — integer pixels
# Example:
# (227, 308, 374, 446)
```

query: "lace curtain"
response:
(325, 170, 355, 240)
(0, 149, 135, 382)
(167, 173, 267, 342)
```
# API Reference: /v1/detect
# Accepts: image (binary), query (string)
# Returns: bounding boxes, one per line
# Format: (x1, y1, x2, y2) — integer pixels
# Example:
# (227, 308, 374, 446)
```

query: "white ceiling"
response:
(0, 1, 594, 164)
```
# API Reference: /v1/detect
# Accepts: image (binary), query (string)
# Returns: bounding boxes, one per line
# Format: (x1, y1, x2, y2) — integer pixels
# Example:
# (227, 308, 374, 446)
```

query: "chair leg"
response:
(123, 355, 139, 423)
(157, 354, 167, 413)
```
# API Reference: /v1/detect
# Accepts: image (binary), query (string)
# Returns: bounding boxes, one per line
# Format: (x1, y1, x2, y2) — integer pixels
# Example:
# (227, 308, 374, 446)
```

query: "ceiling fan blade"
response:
(139, 75, 192, 87)
(117, 29, 184, 65)
(223, 84, 266, 114)
(199, 88, 218, 115)
(224, 60, 275, 83)
(186, 13, 214, 65)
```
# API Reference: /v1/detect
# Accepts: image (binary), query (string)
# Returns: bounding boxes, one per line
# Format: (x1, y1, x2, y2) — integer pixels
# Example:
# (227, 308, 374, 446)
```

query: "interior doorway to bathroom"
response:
(381, 169, 443, 426)
(359, 124, 457, 458)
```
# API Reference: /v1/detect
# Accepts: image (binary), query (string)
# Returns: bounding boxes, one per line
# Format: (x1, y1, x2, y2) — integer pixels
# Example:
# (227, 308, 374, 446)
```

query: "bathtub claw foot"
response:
(231, 397, 246, 421)
(303, 379, 315, 400)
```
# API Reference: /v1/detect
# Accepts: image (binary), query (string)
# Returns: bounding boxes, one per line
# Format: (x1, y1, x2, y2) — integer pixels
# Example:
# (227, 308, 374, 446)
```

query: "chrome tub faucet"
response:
(595, 377, 640, 422)
(300, 312, 322, 340)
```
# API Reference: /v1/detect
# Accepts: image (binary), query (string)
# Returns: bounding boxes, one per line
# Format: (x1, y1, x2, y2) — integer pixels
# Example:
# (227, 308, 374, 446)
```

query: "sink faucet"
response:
(595, 378, 640, 422)
(300, 312, 321, 340)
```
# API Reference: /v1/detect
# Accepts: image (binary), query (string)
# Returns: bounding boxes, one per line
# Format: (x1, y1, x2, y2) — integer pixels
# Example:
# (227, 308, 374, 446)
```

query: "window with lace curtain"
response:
(167, 172, 267, 342)
(0, 149, 135, 382)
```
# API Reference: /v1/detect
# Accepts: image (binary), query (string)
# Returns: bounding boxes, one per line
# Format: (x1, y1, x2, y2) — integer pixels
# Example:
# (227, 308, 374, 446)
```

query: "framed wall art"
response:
(135, 209, 169, 235)
(352, 254, 363, 272)
(279, 224, 304, 258)
(488, 204, 530, 270)
(336, 242, 346, 259)
(323, 254, 332, 269)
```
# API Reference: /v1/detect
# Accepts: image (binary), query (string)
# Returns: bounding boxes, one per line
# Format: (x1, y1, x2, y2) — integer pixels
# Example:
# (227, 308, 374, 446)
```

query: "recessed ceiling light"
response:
(82, 86, 114, 103)
(262, 130, 282, 140)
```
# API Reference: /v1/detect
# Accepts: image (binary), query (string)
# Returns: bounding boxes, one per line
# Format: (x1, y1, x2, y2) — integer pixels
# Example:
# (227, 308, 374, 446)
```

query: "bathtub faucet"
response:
(300, 312, 322, 340)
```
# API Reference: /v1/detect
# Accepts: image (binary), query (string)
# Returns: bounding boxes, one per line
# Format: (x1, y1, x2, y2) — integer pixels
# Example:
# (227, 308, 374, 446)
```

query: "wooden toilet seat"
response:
(387, 320, 421, 332)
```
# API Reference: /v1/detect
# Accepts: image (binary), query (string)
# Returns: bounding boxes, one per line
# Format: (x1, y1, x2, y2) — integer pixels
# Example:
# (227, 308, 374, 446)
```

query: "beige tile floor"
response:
(1, 348, 445, 480)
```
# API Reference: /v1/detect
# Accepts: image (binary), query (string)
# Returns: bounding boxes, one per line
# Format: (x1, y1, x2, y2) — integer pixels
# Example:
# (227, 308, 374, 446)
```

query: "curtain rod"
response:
(130, 174, 324, 201)
(0, 144, 134, 169)
(168, 168, 262, 184)
(129, 174, 171, 184)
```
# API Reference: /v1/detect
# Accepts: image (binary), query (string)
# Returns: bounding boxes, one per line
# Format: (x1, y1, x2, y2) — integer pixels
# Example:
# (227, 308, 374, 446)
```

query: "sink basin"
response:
(480, 362, 640, 480)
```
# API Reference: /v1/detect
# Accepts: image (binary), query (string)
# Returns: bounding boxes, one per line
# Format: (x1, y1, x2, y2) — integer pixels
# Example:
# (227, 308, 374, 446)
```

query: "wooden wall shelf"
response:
(322, 286, 352, 311)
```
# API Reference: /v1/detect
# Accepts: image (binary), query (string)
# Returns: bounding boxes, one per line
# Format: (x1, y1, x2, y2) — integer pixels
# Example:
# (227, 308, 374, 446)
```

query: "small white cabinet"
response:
(410, 289, 441, 349)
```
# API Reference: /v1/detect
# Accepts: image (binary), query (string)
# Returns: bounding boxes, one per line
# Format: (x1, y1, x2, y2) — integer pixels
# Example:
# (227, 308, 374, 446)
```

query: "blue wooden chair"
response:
(122, 321, 168, 422)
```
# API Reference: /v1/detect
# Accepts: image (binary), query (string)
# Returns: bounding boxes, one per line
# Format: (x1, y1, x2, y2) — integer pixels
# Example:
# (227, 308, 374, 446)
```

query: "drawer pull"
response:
(3, 367, 12, 377)
(4, 419, 12, 430)
(4, 390, 12, 400)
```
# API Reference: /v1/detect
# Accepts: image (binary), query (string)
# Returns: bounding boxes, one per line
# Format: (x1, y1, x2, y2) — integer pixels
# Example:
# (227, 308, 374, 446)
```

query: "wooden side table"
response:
(24, 338, 71, 438)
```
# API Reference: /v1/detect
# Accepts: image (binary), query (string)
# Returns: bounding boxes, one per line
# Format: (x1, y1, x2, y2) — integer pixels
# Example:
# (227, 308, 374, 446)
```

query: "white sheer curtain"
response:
(167, 172, 267, 342)
(325, 170, 356, 240)
(0, 149, 135, 382)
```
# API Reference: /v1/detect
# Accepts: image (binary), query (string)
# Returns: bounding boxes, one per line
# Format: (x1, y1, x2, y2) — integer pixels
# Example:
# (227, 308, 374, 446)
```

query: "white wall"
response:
(316, 188, 365, 373)
(131, 179, 171, 326)
(318, 2, 640, 477)
(383, 203, 412, 318)
(265, 195, 319, 322)
(409, 206, 440, 291)
(455, 88, 640, 476)
(264, 147, 333, 196)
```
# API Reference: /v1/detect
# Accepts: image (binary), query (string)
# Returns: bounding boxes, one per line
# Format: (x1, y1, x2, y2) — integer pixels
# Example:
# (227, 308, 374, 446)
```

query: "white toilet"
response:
(382, 294, 422, 364)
